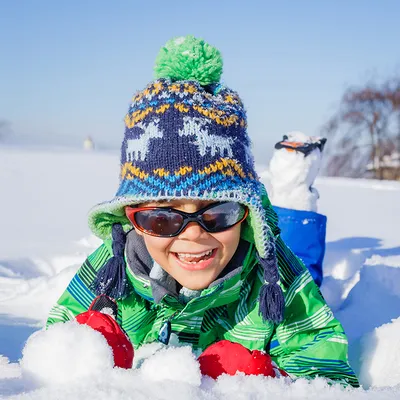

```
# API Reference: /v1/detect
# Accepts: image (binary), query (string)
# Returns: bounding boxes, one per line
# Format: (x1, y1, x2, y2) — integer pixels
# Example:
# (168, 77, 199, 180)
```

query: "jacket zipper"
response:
(158, 310, 179, 345)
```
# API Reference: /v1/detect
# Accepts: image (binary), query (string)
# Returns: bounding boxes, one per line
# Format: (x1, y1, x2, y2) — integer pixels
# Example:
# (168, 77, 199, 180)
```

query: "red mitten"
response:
(198, 340, 288, 379)
(75, 295, 134, 369)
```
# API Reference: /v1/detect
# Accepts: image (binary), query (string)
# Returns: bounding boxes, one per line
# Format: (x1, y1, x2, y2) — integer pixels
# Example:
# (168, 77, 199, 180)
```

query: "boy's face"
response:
(132, 199, 242, 290)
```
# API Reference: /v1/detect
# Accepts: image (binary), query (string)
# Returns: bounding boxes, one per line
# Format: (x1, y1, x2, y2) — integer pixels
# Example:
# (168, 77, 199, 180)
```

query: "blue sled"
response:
(273, 206, 327, 287)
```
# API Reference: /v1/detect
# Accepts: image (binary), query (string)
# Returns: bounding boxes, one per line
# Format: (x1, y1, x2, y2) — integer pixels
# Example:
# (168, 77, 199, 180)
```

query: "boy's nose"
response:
(178, 222, 208, 240)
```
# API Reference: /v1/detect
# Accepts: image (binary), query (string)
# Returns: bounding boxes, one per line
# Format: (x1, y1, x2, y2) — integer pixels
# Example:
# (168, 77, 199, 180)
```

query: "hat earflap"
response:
(90, 224, 130, 299)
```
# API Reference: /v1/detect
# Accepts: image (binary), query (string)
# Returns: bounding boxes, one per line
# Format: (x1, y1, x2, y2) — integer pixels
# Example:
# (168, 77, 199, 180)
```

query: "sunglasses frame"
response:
(125, 201, 249, 238)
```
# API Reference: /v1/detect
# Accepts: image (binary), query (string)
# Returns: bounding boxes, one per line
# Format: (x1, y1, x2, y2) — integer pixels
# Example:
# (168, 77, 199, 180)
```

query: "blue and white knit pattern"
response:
(88, 79, 271, 251)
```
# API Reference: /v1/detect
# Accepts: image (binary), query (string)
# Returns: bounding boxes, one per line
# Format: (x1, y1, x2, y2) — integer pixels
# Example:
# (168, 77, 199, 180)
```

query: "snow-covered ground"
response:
(1, 146, 400, 399)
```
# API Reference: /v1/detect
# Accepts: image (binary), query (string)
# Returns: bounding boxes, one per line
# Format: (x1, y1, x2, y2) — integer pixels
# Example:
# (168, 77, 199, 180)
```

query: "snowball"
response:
(359, 317, 400, 388)
(140, 346, 201, 386)
(20, 321, 114, 386)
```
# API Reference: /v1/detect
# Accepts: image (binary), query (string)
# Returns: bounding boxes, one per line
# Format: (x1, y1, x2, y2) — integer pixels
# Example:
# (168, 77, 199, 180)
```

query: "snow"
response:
(1, 146, 400, 398)
(0, 357, 20, 380)
(140, 346, 202, 385)
(359, 317, 400, 388)
(20, 322, 114, 386)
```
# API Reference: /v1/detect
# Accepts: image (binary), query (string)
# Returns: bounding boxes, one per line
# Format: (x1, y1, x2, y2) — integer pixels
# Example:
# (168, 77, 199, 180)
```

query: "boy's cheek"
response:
(142, 234, 174, 255)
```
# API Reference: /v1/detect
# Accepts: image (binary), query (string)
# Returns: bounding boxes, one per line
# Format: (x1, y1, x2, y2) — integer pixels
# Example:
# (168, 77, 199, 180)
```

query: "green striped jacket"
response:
(47, 206, 358, 387)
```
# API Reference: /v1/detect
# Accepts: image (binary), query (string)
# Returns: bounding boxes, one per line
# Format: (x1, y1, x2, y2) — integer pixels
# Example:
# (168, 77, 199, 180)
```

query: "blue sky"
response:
(1, 0, 399, 162)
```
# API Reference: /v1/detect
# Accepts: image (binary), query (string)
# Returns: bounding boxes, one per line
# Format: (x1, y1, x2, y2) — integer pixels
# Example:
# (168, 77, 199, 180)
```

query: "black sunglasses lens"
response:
(201, 203, 246, 232)
(135, 210, 183, 236)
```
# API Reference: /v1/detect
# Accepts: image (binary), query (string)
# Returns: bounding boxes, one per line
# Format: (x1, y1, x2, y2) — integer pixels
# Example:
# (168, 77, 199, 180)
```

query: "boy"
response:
(47, 36, 358, 386)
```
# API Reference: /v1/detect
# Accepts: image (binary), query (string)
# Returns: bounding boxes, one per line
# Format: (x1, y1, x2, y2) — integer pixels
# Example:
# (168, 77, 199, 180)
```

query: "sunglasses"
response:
(125, 202, 248, 237)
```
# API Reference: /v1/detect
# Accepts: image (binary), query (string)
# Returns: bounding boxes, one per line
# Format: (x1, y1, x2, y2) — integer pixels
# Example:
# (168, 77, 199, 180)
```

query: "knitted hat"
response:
(88, 35, 284, 323)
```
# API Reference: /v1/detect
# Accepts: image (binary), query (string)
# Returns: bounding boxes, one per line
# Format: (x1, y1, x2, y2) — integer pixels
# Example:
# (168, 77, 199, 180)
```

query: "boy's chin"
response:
(175, 275, 217, 291)
(183, 283, 209, 291)
(170, 265, 222, 291)
(176, 278, 211, 291)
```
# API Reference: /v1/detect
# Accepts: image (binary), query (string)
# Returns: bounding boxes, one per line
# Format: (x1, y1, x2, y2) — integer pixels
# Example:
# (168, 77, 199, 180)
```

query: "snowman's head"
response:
(269, 132, 327, 187)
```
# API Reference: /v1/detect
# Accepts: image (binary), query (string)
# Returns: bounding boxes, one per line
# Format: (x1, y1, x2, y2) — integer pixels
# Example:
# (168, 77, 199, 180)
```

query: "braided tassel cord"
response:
(90, 224, 130, 299)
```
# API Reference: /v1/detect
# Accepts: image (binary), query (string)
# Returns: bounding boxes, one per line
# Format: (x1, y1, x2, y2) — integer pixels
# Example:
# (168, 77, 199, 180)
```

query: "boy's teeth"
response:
(176, 249, 213, 263)
(177, 250, 212, 258)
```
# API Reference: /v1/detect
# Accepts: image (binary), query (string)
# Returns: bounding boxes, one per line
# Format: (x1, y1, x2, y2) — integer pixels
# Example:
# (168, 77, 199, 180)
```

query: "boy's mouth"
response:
(174, 249, 214, 263)
(172, 249, 217, 270)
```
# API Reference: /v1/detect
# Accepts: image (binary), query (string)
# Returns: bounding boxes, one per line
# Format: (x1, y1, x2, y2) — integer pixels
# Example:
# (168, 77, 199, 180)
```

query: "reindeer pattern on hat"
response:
(179, 116, 234, 158)
(125, 119, 163, 162)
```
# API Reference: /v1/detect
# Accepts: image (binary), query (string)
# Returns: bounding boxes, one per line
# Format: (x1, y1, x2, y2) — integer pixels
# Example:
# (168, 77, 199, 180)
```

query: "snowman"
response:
(268, 132, 327, 287)
(269, 131, 326, 212)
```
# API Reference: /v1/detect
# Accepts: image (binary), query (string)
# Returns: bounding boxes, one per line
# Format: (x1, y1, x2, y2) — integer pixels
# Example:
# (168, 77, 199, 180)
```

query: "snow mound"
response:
(20, 321, 114, 386)
(336, 263, 400, 341)
(359, 317, 400, 388)
(141, 346, 201, 386)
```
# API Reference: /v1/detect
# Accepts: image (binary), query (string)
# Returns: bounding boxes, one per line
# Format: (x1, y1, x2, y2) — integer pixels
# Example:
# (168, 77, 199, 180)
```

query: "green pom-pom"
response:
(154, 35, 223, 85)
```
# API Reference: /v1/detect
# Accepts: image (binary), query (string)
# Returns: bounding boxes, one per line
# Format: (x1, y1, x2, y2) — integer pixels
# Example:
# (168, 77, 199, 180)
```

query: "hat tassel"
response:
(90, 224, 130, 299)
(257, 247, 285, 324)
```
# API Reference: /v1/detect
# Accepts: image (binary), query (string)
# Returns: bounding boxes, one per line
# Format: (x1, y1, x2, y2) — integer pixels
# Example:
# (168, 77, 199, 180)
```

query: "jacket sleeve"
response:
(46, 243, 112, 327)
(268, 236, 359, 387)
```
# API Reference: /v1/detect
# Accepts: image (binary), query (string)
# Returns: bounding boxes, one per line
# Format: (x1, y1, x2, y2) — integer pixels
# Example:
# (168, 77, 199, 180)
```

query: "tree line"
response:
(322, 76, 400, 180)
